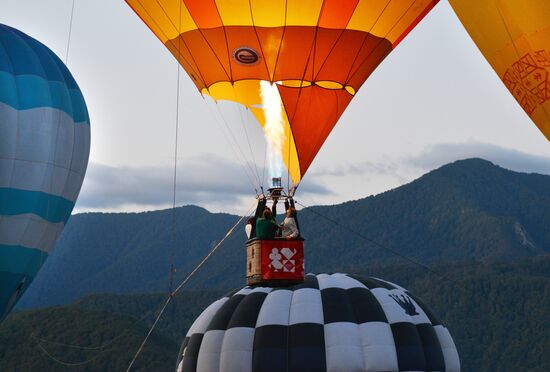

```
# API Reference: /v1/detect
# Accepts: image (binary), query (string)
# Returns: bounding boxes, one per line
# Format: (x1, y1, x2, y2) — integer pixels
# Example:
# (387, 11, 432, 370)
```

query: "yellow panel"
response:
(215, 0, 253, 26)
(205, 80, 263, 107)
(450, 0, 549, 59)
(450, 0, 550, 140)
(279, 80, 312, 88)
(127, 0, 197, 39)
(127, 0, 169, 43)
(249, 0, 286, 27)
(205, 80, 302, 183)
(347, 0, 394, 35)
(345, 85, 356, 95)
(286, 0, 323, 26)
(315, 81, 344, 89)
(370, 0, 415, 38)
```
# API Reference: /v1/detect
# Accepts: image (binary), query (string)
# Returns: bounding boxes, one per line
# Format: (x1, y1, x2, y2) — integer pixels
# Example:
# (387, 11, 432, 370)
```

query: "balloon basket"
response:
(246, 238, 305, 286)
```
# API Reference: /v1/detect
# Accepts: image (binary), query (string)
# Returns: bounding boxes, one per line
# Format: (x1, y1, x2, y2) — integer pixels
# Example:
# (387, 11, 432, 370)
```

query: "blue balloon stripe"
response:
(0, 245, 47, 278)
(0, 71, 89, 123)
(0, 188, 74, 224)
(0, 24, 77, 87)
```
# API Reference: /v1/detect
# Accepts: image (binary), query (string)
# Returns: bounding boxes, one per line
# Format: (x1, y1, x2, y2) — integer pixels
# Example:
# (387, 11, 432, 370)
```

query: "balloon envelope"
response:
(0, 24, 90, 322)
(450, 0, 550, 140)
(176, 273, 460, 372)
(126, 0, 439, 184)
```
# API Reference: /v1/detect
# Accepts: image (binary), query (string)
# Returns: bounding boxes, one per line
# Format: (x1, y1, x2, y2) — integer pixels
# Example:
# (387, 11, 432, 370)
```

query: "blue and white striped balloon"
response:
(0, 24, 90, 322)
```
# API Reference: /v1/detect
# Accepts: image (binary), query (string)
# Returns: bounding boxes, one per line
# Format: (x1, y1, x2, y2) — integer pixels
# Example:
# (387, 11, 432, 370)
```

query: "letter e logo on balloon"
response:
(233, 46, 259, 65)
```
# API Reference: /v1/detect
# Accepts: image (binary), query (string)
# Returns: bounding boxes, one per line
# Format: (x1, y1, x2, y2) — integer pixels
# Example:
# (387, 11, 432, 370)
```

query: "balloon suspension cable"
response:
(203, 97, 260, 192)
(238, 104, 262, 186)
(126, 204, 256, 372)
(64, 0, 76, 64)
(31, 0, 78, 339)
(30, 301, 165, 367)
(294, 201, 459, 285)
(31, 211, 228, 365)
(169, 0, 183, 294)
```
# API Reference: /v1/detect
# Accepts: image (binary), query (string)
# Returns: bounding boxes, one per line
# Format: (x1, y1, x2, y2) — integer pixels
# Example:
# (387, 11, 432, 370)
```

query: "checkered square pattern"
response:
(176, 273, 460, 372)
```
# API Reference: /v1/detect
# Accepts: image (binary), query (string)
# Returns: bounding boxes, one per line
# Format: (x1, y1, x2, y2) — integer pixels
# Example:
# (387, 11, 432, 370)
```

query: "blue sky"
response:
(2, 0, 549, 214)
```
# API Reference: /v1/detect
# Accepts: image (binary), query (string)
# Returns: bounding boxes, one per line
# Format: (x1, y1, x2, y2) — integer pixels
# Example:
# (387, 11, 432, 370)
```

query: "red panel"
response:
(392, 0, 439, 48)
(184, 0, 223, 29)
(318, 0, 359, 29)
(278, 85, 354, 177)
(260, 240, 304, 281)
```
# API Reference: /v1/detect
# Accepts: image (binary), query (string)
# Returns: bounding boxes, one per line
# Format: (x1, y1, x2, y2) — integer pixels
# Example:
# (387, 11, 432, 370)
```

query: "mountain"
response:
(2, 256, 549, 371)
(18, 158, 550, 308)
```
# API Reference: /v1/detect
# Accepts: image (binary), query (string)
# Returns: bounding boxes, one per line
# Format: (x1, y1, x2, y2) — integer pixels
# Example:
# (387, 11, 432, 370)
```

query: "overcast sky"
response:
(2, 0, 549, 215)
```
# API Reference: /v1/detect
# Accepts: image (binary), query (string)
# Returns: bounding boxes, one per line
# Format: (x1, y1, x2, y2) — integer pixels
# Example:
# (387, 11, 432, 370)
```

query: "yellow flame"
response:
(260, 80, 286, 181)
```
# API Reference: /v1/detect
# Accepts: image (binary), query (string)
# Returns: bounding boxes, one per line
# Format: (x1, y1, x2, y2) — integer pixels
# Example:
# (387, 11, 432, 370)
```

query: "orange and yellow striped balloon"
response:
(450, 0, 550, 141)
(127, 0, 439, 184)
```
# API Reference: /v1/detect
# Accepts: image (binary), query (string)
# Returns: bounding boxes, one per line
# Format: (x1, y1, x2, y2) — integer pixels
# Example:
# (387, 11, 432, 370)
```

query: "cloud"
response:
(75, 153, 330, 213)
(405, 140, 550, 175)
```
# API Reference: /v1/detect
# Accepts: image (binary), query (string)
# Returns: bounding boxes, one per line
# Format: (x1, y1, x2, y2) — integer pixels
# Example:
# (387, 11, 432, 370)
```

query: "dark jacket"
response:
(255, 217, 278, 239)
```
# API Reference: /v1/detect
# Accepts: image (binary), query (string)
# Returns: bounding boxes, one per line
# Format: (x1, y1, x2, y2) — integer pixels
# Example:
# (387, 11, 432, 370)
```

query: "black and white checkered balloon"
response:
(176, 273, 460, 372)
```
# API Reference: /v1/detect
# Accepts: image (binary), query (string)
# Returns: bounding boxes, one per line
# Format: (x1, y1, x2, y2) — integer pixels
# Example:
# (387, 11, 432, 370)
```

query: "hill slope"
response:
(19, 158, 550, 308)
(3, 256, 549, 371)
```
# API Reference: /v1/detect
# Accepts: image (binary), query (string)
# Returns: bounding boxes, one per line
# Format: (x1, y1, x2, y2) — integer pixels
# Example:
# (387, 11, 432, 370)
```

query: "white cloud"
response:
(74, 153, 331, 214)
(405, 140, 550, 176)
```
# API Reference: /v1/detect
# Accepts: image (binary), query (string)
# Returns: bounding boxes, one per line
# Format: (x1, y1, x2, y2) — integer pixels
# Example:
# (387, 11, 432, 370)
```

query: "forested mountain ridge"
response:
(3, 256, 549, 371)
(18, 158, 550, 308)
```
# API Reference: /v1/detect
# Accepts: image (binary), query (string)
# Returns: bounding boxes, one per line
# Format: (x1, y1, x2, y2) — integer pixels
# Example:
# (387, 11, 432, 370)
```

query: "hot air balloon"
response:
(449, 0, 550, 140)
(126, 0, 439, 187)
(0, 24, 90, 322)
(176, 273, 460, 372)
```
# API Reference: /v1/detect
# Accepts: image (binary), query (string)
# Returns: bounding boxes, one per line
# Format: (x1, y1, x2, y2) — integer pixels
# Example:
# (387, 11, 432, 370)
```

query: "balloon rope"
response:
(64, 0, 76, 64)
(168, 0, 183, 294)
(31, 0, 78, 323)
(205, 99, 261, 189)
(126, 205, 255, 371)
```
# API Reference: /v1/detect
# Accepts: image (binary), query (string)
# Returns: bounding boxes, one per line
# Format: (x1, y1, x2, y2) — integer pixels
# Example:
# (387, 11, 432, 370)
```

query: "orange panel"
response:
(278, 85, 353, 177)
(273, 27, 317, 82)
(184, 0, 223, 28)
(255, 27, 286, 81)
(224, 26, 271, 82)
(165, 36, 207, 90)
(346, 35, 392, 89)
(318, 0, 359, 29)
(313, 29, 392, 87)
(180, 30, 231, 87)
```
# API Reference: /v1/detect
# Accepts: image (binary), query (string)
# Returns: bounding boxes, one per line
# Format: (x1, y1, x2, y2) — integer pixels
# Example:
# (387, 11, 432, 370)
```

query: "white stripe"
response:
(235, 287, 252, 296)
(197, 330, 224, 372)
(0, 103, 90, 202)
(248, 286, 272, 294)
(434, 326, 461, 372)
(256, 289, 292, 327)
(373, 277, 407, 291)
(0, 214, 64, 252)
(371, 288, 431, 325)
(0, 159, 85, 202)
(219, 327, 254, 372)
(324, 322, 365, 372)
(289, 287, 324, 325)
(187, 297, 228, 337)
(359, 322, 399, 372)
(318, 273, 366, 290)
